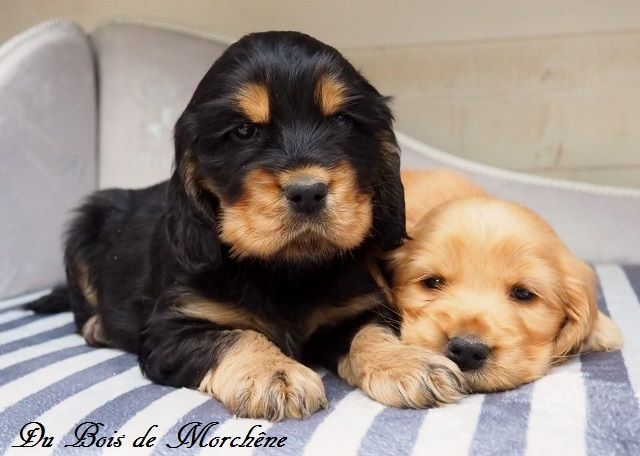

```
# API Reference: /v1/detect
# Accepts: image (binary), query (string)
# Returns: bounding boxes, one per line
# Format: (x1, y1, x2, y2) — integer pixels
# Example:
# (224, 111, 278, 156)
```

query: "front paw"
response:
(238, 360, 327, 421)
(339, 326, 467, 408)
(199, 332, 327, 421)
(361, 346, 466, 408)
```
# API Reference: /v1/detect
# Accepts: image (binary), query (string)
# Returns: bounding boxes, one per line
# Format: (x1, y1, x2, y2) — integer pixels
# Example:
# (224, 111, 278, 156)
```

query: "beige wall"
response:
(2, 0, 640, 187)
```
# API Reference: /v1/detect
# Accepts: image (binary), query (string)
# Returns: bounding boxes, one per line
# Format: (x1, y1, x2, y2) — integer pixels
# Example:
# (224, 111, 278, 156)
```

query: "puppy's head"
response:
(167, 31, 405, 271)
(389, 197, 622, 392)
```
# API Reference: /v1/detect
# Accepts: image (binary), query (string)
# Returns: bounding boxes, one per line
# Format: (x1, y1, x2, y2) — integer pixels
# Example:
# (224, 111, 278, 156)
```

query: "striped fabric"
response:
(0, 264, 639, 455)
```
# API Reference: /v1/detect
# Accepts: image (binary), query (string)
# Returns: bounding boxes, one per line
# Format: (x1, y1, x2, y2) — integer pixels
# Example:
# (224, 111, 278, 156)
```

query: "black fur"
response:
(28, 32, 405, 396)
(24, 286, 70, 313)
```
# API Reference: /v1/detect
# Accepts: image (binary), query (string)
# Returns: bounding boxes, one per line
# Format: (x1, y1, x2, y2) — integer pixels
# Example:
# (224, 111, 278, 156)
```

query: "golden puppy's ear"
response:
(554, 257, 599, 357)
(578, 310, 623, 354)
(382, 242, 412, 280)
(370, 244, 412, 306)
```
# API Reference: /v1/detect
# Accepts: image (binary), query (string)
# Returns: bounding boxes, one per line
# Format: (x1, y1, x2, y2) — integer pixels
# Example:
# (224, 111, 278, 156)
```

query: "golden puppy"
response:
(389, 169, 623, 392)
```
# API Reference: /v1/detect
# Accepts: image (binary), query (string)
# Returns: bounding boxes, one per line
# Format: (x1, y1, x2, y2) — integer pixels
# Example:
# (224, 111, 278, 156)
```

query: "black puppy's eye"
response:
(232, 122, 259, 140)
(423, 276, 445, 290)
(510, 286, 536, 301)
(333, 113, 354, 127)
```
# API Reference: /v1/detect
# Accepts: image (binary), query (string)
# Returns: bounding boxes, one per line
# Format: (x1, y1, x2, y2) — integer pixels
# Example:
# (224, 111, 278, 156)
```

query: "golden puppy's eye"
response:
(510, 286, 536, 301)
(232, 122, 259, 140)
(423, 276, 445, 290)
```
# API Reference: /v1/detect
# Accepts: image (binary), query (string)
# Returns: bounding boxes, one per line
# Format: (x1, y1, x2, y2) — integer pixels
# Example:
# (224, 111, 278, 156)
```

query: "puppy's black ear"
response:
(166, 112, 222, 273)
(372, 133, 407, 251)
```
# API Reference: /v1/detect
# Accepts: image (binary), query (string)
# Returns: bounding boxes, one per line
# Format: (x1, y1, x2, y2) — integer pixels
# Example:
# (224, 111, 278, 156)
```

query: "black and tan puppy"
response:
(27, 32, 463, 420)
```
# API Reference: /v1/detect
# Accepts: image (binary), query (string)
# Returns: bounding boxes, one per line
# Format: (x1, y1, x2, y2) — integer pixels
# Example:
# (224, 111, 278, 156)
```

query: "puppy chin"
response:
(461, 361, 544, 393)
(276, 232, 344, 264)
(253, 221, 368, 265)
(220, 218, 353, 264)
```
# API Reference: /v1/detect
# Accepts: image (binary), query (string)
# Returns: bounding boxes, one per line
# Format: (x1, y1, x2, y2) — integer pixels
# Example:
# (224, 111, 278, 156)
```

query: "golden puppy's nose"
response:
(447, 336, 490, 371)
(284, 181, 328, 215)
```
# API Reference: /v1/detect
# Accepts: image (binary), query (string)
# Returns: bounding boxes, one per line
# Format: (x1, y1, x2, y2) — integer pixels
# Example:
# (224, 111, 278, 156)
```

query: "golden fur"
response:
(235, 83, 270, 124)
(338, 324, 465, 407)
(304, 293, 382, 339)
(199, 330, 327, 421)
(315, 74, 346, 116)
(401, 169, 486, 231)
(219, 162, 373, 262)
(389, 169, 623, 392)
(81, 315, 109, 346)
(176, 296, 277, 340)
(76, 262, 98, 308)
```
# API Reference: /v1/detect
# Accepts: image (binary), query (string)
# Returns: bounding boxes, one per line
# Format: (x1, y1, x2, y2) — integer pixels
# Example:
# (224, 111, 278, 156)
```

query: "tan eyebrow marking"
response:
(235, 82, 270, 123)
(315, 74, 346, 116)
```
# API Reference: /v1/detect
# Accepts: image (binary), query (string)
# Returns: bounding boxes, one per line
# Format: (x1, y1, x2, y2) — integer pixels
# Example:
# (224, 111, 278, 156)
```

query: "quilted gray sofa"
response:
(1, 19, 639, 455)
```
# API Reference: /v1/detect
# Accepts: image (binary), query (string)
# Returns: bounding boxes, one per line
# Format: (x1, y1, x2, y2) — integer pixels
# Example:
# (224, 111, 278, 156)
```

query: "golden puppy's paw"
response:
(339, 326, 466, 408)
(199, 331, 327, 421)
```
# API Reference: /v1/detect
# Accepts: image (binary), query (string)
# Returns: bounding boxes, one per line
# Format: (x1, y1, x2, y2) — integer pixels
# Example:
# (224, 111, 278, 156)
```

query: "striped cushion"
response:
(1, 264, 639, 455)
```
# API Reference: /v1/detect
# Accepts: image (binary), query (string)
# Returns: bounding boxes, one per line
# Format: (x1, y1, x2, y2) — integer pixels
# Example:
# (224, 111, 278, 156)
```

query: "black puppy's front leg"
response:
(140, 309, 326, 422)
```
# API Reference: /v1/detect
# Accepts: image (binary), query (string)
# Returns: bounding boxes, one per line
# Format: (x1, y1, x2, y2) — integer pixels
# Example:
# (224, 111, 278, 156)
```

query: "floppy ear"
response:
(554, 256, 622, 356)
(372, 134, 407, 251)
(554, 257, 597, 356)
(377, 242, 412, 298)
(381, 241, 410, 275)
(578, 310, 623, 354)
(166, 112, 222, 273)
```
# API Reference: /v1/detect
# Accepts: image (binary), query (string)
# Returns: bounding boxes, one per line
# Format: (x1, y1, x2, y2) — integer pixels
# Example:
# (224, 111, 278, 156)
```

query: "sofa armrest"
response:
(0, 20, 97, 299)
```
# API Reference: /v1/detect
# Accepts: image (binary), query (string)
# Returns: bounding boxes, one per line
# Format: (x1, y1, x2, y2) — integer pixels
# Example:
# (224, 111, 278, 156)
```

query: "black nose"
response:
(446, 336, 490, 371)
(284, 182, 328, 215)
